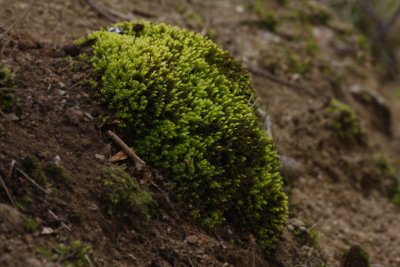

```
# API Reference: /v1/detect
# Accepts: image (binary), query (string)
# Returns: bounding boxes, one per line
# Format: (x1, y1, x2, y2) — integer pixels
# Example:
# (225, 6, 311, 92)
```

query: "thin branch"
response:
(106, 130, 146, 166)
(248, 66, 314, 96)
(0, 174, 17, 209)
(85, 0, 117, 23)
(16, 168, 49, 194)
(0, 0, 36, 53)
(383, 3, 400, 33)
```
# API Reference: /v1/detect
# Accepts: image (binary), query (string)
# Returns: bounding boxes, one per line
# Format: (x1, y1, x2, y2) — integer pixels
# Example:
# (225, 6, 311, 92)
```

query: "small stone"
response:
(4, 113, 19, 121)
(65, 107, 83, 125)
(25, 258, 42, 267)
(185, 235, 198, 245)
(41, 227, 55, 235)
(53, 155, 61, 165)
(95, 154, 105, 161)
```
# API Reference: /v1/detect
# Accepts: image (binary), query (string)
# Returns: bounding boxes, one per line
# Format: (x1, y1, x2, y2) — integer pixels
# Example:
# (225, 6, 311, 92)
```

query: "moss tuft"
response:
(343, 245, 370, 267)
(20, 155, 70, 188)
(23, 216, 39, 233)
(79, 21, 287, 250)
(54, 240, 92, 267)
(20, 155, 49, 187)
(0, 63, 16, 112)
(37, 241, 91, 266)
(252, 0, 279, 31)
(374, 153, 400, 205)
(43, 163, 69, 185)
(96, 166, 156, 221)
(292, 225, 320, 248)
(327, 98, 361, 140)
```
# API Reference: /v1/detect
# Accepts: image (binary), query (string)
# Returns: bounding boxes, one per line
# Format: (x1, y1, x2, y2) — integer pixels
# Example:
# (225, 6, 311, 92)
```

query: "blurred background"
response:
(322, 0, 400, 79)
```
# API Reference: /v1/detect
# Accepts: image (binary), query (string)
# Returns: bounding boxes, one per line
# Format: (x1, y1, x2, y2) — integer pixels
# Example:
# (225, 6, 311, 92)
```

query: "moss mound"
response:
(80, 21, 287, 249)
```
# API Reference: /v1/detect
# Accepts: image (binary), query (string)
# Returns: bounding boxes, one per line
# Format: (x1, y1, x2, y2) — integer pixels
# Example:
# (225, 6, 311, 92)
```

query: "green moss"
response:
(23, 216, 39, 233)
(96, 166, 156, 221)
(292, 225, 320, 248)
(305, 38, 319, 55)
(37, 241, 91, 266)
(343, 245, 370, 267)
(374, 153, 400, 205)
(43, 163, 69, 185)
(16, 195, 33, 212)
(79, 21, 287, 250)
(306, 1, 331, 25)
(327, 99, 361, 140)
(54, 240, 92, 267)
(20, 155, 70, 188)
(287, 53, 310, 74)
(20, 155, 49, 187)
(0, 63, 16, 112)
(252, 1, 279, 31)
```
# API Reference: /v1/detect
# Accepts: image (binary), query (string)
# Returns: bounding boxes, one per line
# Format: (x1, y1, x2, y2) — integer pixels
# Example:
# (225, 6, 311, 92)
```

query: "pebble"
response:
(185, 235, 198, 245)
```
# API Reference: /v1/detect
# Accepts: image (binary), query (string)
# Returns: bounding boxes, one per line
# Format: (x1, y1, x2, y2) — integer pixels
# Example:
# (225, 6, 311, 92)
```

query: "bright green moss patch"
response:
(96, 166, 156, 221)
(327, 98, 361, 140)
(79, 21, 287, 250)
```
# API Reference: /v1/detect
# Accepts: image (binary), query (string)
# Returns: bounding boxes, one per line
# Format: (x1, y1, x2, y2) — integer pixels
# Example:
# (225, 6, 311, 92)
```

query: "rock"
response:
(25, 258, 42, 267)
(4, 113, 19, 121)
(350, 84, 391, 135)
(41, 227, 55, 235)
(95, 154, 105, 161)
(0, 203, 24, 234)
(64, 107, 83, 125)
(280, 155, 302, 179)
(185, 235, 198, 245)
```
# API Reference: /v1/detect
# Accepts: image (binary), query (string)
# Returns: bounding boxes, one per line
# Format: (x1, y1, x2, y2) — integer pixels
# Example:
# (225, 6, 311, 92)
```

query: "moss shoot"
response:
(0, 63, 16, 112)
(96, 166, 155, 221)
(327, 98, 361, 140)
(79, 21, 288, 250)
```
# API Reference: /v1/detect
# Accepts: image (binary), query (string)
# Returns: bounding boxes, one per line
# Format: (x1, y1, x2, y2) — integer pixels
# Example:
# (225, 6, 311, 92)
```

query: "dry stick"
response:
(106, 130, 146, 166)
(248, 66, 315, 97)
(0, 0, 37, 53)
(85, 0, 117, 23)
(0, 174, 17, 208)
(16, 168, 49, 194)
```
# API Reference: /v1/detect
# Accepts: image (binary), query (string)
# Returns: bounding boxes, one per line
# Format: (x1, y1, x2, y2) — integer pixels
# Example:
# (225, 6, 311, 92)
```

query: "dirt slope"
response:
(1, 0, 400, 266)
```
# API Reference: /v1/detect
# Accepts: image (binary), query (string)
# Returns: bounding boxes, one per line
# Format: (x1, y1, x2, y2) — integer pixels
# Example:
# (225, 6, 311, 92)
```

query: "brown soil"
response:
(0, 0, 400, 266)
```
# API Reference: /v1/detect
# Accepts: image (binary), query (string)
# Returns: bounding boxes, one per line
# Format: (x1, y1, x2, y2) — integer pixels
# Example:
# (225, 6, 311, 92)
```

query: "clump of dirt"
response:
(0, 0, 400, 266)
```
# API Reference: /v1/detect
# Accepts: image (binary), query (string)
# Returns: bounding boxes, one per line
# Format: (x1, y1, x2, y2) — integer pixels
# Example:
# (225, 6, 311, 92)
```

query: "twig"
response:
(383, 3, 400, 33)
(131, 8, 156, 18)
(0, 0, 36, 53)
(106, 130, 146, 166)
(85, 0, 117, 23)
(8, 159, 16, 180)
(0, 174, 17, 208)
(16, 168, 49, 194)
(200, 16, 212, 36)
(248, 66, 314, 96)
